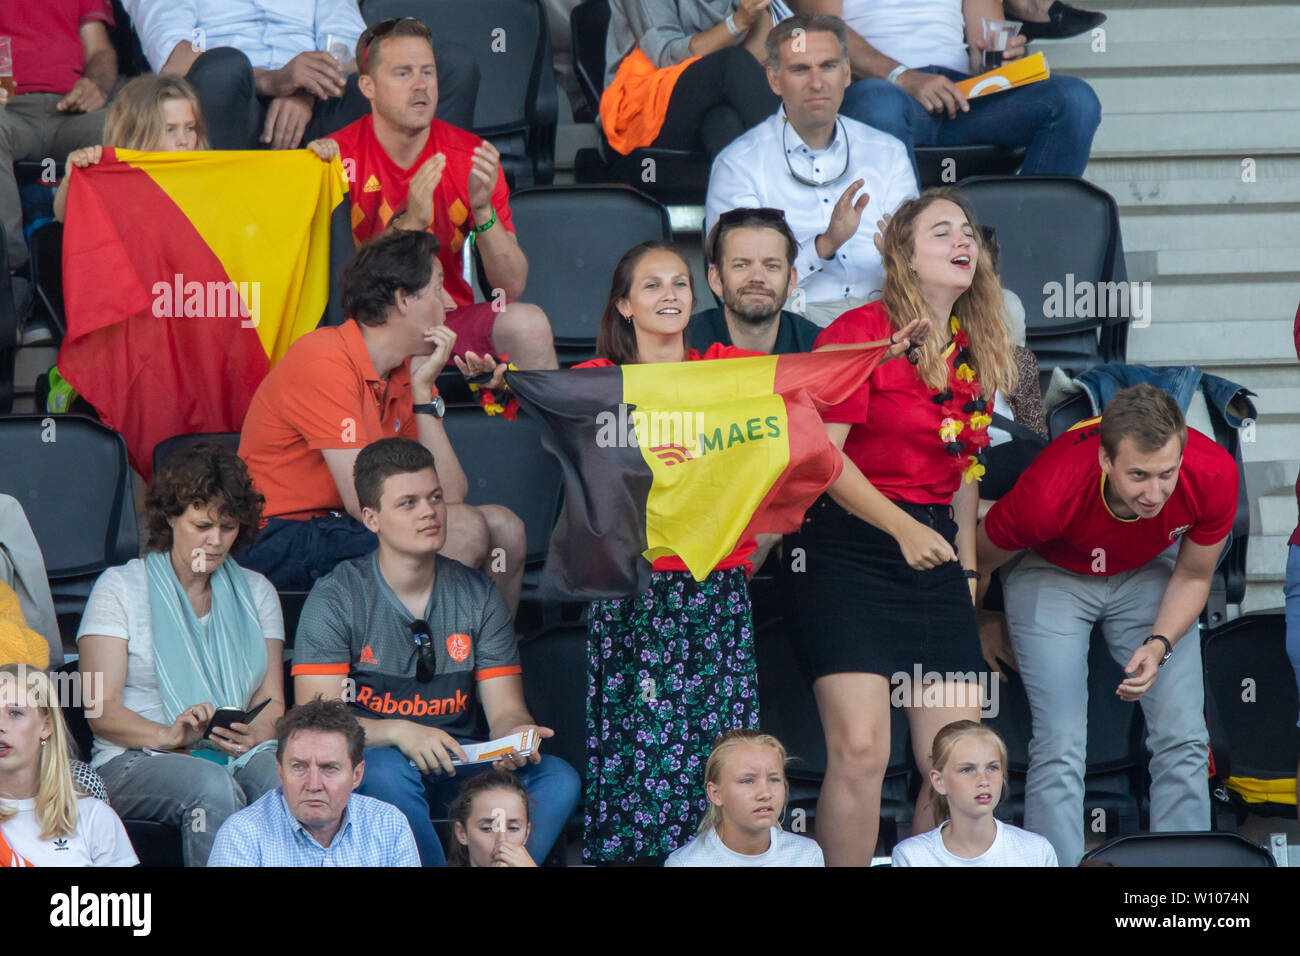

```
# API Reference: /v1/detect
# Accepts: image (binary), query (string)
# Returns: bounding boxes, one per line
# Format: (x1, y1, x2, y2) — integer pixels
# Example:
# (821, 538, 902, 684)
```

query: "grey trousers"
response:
(0, 92, 106, 269)
(1002, 546, 1209, 865)
(97, 748, 279, 867)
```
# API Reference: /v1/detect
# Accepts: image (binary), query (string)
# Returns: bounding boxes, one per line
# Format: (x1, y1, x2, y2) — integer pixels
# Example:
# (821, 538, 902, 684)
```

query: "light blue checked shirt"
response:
(208, 789, 420, 867)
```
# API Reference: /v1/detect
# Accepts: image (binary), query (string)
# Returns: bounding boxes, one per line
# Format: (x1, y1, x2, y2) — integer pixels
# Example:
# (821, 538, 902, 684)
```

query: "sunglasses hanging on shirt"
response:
(409, 619, 436, 683)
(782, 116, 851, 188)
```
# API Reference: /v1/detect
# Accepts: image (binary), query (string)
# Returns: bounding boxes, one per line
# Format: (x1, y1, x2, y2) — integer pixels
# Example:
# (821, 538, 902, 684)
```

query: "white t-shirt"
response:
(665, 827, 825, 867)
(76, 558, 283, 769)
(891, 818, 1058, 867)
(841, 0, 970, 75)
(0, 796, 138, 866)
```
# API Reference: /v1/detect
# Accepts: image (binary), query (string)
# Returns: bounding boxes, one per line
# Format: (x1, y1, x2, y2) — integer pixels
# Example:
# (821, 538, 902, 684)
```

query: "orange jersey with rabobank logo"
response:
(291, 553, 520, 739)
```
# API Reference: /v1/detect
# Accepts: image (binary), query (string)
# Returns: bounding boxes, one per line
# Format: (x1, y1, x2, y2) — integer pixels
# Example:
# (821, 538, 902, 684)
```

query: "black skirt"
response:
(783, 495, 985, 681)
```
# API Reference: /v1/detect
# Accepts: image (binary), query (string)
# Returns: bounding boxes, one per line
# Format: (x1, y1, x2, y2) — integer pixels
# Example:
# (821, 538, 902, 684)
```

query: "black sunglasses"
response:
(409, 619, 436, 683)
(709, 207, 790, 262)
(359, 17, 432, 73)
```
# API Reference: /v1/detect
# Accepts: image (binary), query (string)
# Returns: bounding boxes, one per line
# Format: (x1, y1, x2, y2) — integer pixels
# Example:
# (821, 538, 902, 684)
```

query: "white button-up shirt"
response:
(706, 109, 918, 309)
(125, 0, 367, 74)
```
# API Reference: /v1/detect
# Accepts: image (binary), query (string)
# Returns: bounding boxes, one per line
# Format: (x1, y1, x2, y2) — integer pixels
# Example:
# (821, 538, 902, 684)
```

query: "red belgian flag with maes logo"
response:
(58, 149, 353, 479)
(507, 346, 890, 599)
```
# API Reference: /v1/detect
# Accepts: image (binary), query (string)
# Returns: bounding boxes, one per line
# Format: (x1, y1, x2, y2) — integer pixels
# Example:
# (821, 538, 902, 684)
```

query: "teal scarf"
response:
(146, 551, 275, 771)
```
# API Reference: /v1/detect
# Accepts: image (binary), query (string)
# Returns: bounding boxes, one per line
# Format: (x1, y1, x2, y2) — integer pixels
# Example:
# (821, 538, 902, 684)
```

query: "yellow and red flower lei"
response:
(934, 316, 990, 483)
(467, 356, 521, 420)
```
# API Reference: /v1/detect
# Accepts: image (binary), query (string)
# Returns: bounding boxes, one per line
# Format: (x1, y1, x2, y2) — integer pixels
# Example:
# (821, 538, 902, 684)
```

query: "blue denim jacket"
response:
(1074, 363, 1256, 427)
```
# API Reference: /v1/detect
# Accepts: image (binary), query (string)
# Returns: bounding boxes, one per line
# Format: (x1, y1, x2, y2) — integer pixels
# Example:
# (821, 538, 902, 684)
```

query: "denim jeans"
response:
(1285, 545, 1300, 728)
(239, 515, 377, 592)
(357, 744, 581, 866)
(839, 65, 1101, 181)
(97, 749, 280, 867)
(1002, 546, 1210, 865)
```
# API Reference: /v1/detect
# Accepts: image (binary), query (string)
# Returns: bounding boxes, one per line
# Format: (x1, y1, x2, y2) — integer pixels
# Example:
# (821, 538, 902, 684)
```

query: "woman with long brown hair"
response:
(578, 240, 922, 864)
(785, 186, 1018, 866)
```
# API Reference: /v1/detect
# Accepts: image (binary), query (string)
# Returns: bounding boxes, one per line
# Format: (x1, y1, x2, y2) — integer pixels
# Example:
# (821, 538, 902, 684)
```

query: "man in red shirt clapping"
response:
(976, 384, 1238, 865)
(307, 18, 555, 371)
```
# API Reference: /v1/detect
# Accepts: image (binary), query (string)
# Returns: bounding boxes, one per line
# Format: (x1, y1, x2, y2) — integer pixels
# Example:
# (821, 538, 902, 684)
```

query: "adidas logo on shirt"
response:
(360, 645, 379, 665)
(362, 175, 382, 193)
(53, 838, 69, 852)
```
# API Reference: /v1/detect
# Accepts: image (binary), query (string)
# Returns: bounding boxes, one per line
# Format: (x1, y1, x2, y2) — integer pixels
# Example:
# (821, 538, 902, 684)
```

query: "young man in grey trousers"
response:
(975, 384, 1237, 865)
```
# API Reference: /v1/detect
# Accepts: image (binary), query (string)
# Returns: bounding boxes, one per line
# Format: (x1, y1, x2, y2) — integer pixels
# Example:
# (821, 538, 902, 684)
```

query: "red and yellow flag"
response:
(59, 148, 351, 478)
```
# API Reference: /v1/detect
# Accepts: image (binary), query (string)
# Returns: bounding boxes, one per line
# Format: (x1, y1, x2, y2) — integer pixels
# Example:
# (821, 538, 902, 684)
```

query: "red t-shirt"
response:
(576, 343, 760, 572)
(815, 300, 993, 505)
(984, 417, 1238, 575)
(330, 115, 515, 308)
(0, 0, 113, 95)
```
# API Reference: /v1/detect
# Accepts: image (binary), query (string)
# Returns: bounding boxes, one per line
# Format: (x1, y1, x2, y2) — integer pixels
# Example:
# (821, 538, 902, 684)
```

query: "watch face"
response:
(433, 396, 445, 417)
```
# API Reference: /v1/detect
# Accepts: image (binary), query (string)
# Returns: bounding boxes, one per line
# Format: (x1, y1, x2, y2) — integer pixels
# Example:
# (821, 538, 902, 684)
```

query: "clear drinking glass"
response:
(980, 18, 1022, 70)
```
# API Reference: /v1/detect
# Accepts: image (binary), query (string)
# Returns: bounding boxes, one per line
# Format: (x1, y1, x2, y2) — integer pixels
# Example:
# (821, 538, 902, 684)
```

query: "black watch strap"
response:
(1144, 634, 1173, 666)
(413, 396, 445, 419)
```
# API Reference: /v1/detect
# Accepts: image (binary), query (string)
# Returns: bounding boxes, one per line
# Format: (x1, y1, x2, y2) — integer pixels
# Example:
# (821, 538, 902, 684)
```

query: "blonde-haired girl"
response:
(666, 730, 823, 867)
(53, 74, 209, 222)
(891, 720, 1055, 866)
(0, 664, 136, 866)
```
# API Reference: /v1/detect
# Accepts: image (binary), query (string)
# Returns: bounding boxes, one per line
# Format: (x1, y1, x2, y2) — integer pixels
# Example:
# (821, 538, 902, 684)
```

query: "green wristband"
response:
(473, 207, 497, 234)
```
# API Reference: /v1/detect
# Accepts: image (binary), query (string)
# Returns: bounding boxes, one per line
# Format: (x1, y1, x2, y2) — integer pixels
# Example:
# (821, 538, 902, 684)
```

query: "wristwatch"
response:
(413, 396, 445, 419)
(1143, 634, 1173, 667)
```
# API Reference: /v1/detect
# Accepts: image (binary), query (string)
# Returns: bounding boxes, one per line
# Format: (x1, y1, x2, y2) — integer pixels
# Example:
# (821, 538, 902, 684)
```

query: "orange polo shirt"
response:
(239, 320, 418, 522)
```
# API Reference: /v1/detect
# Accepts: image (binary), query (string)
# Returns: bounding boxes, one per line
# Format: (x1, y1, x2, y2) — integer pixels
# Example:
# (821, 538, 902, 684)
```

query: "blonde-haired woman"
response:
(665, 729, 823, 866)
(785, 186, 1018, 866)
(53, 74, 209, 222)
(0, 664, 137, 866)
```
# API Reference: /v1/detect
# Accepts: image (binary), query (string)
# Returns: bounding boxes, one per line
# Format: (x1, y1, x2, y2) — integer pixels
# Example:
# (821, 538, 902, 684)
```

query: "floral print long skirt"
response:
(582, 566, 759, 863)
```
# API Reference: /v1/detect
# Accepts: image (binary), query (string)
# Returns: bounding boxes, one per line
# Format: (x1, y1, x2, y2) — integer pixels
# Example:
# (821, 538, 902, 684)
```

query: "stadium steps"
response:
(1044, 1, 1300, 614)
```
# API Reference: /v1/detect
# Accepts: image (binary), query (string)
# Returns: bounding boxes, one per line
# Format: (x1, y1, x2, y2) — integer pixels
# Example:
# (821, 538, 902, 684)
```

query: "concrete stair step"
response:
(1260, 488, 1299, 538)
(1240, 418, 1300, 464)
(1102, 280, 1300, 325)
(1097, 177, 1300, 209)
(1087, 73, 1300, 115)
(1127, 318, 1297, 367)
(1126, 247, 1300, 280)
(1051, 37, 1300, 72)
(1247, 533, 1292, 577)
(1091, 111, 1300, 159)
(1120, 211, 1300, 253)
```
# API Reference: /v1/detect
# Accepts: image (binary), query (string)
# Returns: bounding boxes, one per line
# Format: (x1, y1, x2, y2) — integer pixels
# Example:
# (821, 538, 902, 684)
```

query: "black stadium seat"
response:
(28, 221, 65, 342)
(1202, 611, 1300, 824)
(755, 618, 913, 853)
(363, 0, 557, 189)
(519, 622, 589, 793)
(0, 223, 15, 413)
(959, 176, 1131, 392)
(490, 184, 673, 365)
(441, 404, 565, 567)
(0, 415, 138, 642)
(987, 620, 1147, 840)
(1081, 831, 1275, 867)
(151, 430, 241, 478)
